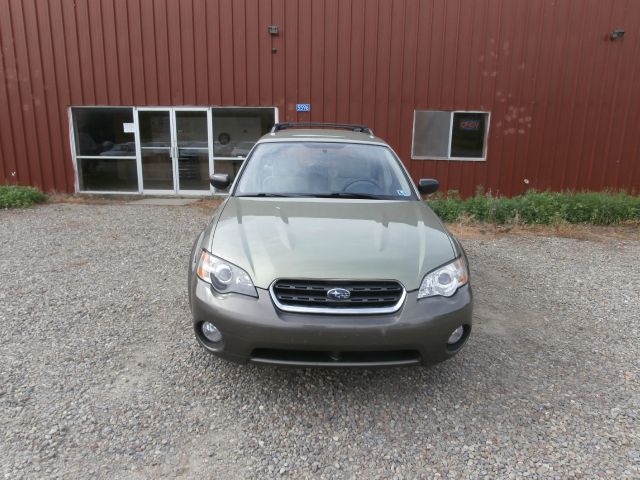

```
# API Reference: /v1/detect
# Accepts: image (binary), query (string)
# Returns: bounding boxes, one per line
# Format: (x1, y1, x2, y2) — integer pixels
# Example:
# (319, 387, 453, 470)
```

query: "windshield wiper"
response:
(236, 193, 313, 198)
(237, 192, 387, 199)
(236, 192, 298, 197)
(313, 192, 386, 200)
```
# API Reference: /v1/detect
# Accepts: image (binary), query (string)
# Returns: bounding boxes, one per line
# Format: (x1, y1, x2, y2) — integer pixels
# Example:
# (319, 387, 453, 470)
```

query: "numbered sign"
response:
(296, 104, 311, 112)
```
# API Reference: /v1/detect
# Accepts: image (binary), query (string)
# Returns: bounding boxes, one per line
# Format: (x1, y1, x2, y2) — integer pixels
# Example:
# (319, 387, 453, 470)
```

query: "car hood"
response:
(208, 197, 456, 290)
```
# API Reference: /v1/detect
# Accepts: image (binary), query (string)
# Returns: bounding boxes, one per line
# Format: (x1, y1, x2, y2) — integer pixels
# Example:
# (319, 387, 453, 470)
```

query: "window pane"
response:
(78, 158, 138, 192)
(212, 108, 275, 157)
(73, 108, 135, 156)
(176, 111, 208, 146)
(138, 111, 171, 147)
(178, 149, 209, 190)
(450, 112, 487, 158)
(412, 111, 451, 158)
(141, 148, 174, 190)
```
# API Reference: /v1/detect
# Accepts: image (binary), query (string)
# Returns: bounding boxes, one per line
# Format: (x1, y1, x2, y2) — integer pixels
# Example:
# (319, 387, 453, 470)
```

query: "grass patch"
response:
(0, 185, 47, 209)
(428, 190, 640, 225)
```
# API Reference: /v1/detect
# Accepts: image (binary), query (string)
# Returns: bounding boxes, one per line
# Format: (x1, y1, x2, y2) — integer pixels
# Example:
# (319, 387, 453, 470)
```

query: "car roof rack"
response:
(271, 122, 374, 135)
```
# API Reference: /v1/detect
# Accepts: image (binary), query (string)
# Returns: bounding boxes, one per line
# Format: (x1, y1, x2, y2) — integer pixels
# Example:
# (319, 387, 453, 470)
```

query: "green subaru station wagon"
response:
(188, 123, 472, 367)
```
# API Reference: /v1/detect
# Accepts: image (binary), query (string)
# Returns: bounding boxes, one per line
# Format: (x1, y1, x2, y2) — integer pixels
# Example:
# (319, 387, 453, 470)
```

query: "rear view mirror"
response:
(418, 178, 440, 195)
(209, 173, 231, 190)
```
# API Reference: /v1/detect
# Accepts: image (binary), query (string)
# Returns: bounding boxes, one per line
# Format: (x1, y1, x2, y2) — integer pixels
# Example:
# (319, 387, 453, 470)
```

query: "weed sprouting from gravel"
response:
(0, 185, 47, 209)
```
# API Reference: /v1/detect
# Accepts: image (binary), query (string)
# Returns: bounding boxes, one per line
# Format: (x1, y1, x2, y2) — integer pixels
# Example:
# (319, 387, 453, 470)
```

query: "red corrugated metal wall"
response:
(1, 0, 639, 196)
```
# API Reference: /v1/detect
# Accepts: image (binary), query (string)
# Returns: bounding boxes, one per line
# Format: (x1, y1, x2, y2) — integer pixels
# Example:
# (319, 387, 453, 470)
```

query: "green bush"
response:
(0, 185, 47, 209)
(429, 197, 464, 222)
(427, 190, 640, 225)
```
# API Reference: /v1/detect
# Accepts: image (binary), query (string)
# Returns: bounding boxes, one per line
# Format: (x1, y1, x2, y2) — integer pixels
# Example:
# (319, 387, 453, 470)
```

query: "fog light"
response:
(201, 322, 223, 343)
(447, 326, 465, 345)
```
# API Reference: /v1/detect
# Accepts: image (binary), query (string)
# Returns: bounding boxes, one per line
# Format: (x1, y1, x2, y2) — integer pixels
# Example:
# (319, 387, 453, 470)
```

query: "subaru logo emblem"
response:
(327, 288, 351, 300)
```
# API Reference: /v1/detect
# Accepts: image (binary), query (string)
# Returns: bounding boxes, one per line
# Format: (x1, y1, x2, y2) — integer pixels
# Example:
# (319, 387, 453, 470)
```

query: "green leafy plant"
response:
(0, 185, 47, 209)
(427, 190, 640, 225)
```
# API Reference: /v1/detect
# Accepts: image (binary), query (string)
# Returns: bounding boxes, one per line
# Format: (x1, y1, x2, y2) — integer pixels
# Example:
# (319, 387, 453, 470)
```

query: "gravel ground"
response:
(1, 203, 639, 479)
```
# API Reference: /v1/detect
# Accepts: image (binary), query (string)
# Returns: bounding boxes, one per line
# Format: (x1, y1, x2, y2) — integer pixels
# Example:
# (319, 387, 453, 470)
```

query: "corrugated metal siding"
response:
(0, 0, 639, 195)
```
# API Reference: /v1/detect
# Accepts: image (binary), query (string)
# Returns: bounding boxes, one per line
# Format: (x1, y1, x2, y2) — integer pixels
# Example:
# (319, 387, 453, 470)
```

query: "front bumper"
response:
(190, 279, 473, 367)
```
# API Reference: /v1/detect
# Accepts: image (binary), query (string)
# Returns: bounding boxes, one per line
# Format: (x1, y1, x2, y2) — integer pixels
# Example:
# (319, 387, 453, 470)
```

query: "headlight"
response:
(196, 250, 257, 297)
(418, 257, 469, 299)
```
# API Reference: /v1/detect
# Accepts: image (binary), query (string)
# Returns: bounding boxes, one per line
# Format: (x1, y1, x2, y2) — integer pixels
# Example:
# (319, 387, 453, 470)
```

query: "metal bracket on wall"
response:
(610, 28, 625, 40)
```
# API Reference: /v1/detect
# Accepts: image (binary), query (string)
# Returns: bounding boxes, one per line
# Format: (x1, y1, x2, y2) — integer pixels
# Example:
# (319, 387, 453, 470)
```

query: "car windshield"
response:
(233, 142, 416, 199)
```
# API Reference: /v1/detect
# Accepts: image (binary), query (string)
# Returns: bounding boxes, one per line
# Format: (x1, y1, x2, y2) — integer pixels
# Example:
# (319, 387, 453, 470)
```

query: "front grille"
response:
(271, 279, 405, 313)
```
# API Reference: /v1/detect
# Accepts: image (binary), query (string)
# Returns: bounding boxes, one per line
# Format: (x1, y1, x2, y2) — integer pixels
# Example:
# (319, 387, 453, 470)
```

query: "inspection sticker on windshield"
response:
(397, 189, 410, 196)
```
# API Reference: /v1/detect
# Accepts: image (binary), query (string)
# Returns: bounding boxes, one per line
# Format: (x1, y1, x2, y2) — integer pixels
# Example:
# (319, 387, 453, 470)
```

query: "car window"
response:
(234, 142, 416, 199)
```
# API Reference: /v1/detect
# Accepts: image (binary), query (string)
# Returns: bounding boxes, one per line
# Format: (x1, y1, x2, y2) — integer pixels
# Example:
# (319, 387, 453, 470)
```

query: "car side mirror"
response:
(418, 178, 439, 195)
(209, 173, 231, 190)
